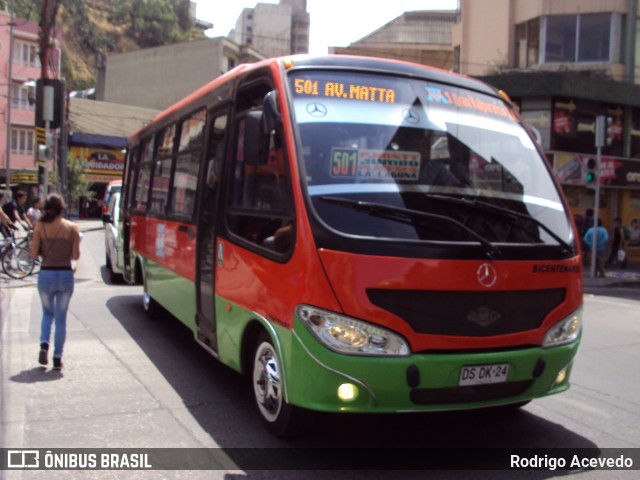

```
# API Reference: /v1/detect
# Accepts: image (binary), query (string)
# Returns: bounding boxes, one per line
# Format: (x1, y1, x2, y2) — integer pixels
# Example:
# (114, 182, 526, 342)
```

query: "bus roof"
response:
(127, 54, 500, 145)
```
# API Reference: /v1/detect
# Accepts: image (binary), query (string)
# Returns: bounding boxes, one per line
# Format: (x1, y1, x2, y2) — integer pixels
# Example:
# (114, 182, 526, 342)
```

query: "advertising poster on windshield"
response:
(330, 148, 421, 181)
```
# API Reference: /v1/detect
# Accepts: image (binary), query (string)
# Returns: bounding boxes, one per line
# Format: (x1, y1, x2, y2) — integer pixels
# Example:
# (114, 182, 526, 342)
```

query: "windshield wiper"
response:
(425, 194, 573, 254)
(318, 196, 500, 258)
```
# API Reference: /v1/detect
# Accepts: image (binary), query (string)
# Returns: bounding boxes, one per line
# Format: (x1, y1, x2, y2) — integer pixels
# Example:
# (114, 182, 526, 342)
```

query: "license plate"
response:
(459, 363, 509, 386)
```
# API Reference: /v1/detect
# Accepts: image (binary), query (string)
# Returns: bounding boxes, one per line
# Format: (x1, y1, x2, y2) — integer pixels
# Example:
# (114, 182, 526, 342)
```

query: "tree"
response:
(66, 154, 95, 212)
(111, 0, 182, 47)
(1, 0, 41, 20)
(170, 0, 193, 32)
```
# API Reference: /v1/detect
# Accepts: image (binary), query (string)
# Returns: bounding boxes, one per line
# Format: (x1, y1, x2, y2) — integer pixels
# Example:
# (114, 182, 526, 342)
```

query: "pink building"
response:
(1, 9, 61, 192)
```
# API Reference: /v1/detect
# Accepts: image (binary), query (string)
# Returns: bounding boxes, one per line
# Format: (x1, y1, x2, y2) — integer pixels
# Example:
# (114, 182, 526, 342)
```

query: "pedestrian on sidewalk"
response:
(26, 197, 44, 226)
(583, 218, 609, 278)
(30, 193, 81, 370)
(606, 217, 627, 269)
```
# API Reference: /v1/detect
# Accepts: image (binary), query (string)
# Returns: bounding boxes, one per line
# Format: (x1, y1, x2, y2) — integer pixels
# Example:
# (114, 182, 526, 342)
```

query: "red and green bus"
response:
(119, 55, 583, 436)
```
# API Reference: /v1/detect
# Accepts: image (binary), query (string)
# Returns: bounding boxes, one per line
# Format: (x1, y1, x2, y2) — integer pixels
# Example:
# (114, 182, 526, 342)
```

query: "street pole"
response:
(58, 84, 68, 203)
(41, 84, 53, 199)
(4, 0, 15, 190)
(590, 146, 601, 278)
(590, 115, 608, 278)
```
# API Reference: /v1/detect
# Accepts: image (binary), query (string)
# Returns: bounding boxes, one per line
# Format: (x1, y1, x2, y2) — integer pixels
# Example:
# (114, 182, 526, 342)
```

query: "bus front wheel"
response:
(251, 331, 313, 437)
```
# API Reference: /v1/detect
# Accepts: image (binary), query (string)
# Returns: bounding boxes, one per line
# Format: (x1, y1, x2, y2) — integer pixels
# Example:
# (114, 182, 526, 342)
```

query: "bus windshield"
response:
(289, 71, 573, 247)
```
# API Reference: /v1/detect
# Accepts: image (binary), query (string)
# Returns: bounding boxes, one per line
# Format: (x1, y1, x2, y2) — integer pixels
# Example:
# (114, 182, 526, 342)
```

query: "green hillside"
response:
(2, 0, 206, 90)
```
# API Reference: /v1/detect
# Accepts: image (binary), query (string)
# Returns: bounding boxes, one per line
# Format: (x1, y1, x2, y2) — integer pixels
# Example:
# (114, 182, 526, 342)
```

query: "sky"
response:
(195, 0, 459, 55)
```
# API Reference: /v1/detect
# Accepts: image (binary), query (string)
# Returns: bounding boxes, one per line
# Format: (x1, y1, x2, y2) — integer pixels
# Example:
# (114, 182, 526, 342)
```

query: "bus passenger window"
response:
(134, 162, 152, 211)
(227, 119, 294, 255)
(169, 110, 207, 218)
(170, 153, 199, 217)
(150, 159, 171, 214)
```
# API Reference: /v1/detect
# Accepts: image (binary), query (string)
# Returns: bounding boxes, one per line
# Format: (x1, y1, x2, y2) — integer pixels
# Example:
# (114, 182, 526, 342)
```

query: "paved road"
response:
(1, 221, 638, 479)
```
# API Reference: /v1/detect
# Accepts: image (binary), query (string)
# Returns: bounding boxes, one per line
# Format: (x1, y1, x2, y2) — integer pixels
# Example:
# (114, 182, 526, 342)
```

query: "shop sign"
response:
(69, 146, 124, 179)
(553, 100, 577, 136)
(554, 152, 640, 189)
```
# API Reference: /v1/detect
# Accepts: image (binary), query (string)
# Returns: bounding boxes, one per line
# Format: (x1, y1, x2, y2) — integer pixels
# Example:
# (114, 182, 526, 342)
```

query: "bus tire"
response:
(251, 331, 313, 437)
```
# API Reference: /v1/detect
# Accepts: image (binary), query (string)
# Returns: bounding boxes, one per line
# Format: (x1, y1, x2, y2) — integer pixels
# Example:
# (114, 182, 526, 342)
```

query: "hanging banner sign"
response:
(554, 152, 640, 189)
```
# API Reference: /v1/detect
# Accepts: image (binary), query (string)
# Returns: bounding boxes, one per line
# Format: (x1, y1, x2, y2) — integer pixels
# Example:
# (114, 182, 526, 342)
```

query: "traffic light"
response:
(595, 115, 614, 147)
(584, 157, 598, 186)
(35, 78, 64, 130)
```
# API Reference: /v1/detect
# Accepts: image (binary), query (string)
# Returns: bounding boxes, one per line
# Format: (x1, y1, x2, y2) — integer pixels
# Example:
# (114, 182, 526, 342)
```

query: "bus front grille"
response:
(367, 288, 566, 337)
(410, 380, 532, 405)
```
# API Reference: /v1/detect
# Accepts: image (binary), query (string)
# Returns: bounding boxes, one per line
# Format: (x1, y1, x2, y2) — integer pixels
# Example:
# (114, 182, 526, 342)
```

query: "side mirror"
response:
(262, 91, 282, 133)
(244, 91, 282, 166)
(244, 110, 264, 166)
(102, 213, 112, 224)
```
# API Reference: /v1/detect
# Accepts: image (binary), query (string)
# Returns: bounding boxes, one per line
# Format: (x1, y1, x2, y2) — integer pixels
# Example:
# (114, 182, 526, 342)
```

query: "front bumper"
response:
(283, 318, 580, 413)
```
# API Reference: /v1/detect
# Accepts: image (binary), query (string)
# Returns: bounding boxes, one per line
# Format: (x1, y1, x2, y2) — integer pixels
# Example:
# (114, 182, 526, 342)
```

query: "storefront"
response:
(482, 71, 640, 255)
(554, 152, 640, 230)
(68, 132, 125, 217)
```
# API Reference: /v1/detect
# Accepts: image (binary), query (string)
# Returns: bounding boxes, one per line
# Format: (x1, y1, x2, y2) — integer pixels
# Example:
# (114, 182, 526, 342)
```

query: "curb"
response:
(584, 280, 640, 289)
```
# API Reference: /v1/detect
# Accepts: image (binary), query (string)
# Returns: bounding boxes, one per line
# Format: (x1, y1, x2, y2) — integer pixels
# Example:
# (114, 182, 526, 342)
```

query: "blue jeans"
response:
(38, 269, 74, 358)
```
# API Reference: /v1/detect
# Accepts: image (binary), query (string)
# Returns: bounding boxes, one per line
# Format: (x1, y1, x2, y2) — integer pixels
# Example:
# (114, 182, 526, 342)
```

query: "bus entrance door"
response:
(195, 113, 227, 352)
(196, 205, 217, 350)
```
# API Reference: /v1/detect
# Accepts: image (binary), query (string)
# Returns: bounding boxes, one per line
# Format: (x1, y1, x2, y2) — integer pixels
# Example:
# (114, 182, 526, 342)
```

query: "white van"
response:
(102, 192, 122, 283)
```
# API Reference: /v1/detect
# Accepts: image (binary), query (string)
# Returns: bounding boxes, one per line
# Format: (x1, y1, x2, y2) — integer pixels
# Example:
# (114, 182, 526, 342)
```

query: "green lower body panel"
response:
(282, 318, 579, 413)
(212, 297, 580, 414)
(142, 256, 197, 333)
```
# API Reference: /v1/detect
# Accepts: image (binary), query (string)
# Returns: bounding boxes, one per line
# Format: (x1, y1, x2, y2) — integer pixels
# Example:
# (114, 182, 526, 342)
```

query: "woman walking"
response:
(30, 194, 81, 370)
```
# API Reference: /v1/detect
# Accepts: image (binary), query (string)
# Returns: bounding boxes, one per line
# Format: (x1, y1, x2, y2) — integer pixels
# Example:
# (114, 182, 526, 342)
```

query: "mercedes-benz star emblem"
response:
(403, 109, 420, 124)
(477, 263, 497, 288)
(306, 102, 327, 117)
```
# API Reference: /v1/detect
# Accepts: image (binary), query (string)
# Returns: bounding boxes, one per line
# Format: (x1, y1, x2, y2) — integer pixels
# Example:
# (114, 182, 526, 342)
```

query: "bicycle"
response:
(13, 226, 40, 275)
(1, 228, 35, 280)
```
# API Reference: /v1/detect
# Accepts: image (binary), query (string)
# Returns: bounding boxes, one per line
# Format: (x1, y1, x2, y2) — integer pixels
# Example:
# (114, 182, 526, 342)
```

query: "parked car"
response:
(102, 192, 123, 283)
(101, 179, 122, 220)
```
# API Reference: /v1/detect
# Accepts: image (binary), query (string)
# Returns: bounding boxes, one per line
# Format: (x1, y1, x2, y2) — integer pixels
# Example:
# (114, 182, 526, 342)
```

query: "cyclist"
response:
(0, 192, 16, 239)
(2, 190, 33, 231)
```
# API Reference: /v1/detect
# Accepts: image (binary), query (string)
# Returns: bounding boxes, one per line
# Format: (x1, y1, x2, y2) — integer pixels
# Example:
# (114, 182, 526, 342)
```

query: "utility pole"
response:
(590, 115, 610, 277)
(4, 0, 15, 191)
(39, 0, 62, 80)
(37, 0, 61, 199)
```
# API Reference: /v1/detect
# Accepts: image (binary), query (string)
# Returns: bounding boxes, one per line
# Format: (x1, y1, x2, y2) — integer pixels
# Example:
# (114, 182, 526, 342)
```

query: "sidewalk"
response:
(582, 258, 640, 288)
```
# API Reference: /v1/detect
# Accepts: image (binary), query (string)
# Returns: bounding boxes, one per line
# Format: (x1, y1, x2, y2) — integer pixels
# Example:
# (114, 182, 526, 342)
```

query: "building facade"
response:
(453, 0, 640, 254)
(331, 10, 457, 70)
(0, 10, 61, 194)
(228, 0, 310, 58)
(96, 37, 265, 111)
(66, 97, 158, 211)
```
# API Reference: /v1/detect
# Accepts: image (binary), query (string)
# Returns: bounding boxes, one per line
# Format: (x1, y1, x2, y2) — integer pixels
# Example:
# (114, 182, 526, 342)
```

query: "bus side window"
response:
(227, 115, 294, 255)
(149, 126, 176, 215)
(169, 109, 207, 218)
(133, 136, 156, 212)
(206, 115, 227, 190)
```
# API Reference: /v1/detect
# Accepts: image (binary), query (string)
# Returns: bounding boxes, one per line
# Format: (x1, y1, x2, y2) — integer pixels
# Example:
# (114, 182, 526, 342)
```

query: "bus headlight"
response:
(542, 309, 582, 347)
(297, 305, 410, 356)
